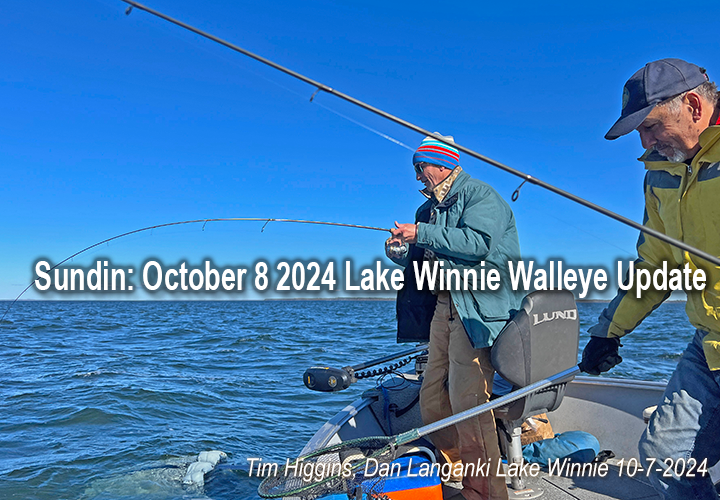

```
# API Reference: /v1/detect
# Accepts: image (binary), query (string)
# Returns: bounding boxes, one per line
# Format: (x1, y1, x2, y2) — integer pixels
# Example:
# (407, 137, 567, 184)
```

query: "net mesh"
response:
(257, 436, 415, 499)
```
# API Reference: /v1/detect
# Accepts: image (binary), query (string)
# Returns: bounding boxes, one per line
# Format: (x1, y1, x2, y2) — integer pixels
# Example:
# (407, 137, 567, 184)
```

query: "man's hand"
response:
(579, 336, 623, 375)
(391, 221, 418, 244)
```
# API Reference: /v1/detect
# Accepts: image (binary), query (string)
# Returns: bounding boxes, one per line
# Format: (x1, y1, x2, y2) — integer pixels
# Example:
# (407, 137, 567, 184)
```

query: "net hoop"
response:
(257, 436, 397, 498)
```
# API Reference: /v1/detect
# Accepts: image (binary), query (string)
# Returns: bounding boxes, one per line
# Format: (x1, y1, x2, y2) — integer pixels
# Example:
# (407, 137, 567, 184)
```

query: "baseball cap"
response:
(605, 58, 709, 140)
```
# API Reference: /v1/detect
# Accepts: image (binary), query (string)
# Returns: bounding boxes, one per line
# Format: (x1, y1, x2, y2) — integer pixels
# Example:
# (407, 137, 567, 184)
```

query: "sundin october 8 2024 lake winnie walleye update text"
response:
(33, 258, 706, 299)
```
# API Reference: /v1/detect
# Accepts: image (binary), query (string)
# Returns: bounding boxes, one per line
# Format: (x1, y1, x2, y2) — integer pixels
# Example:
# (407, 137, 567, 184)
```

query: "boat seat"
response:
(490, 290, 580, 496)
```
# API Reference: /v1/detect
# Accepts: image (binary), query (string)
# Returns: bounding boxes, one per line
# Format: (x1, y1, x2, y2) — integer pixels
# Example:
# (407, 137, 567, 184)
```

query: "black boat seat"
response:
(490, 290, 580, 495)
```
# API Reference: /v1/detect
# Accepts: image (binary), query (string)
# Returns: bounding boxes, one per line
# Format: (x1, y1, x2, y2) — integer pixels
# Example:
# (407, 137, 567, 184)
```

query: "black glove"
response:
(579, 336, 622, 375)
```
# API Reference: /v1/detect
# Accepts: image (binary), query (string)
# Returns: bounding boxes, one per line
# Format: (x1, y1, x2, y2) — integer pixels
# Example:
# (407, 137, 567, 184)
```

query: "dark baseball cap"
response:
(605, 58, 709, 140)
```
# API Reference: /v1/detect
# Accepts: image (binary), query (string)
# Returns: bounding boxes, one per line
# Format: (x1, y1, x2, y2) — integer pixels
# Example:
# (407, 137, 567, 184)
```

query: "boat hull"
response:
(298, 375, 677, 500)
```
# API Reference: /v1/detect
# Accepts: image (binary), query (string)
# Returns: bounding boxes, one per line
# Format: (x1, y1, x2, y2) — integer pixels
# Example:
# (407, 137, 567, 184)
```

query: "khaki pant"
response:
(420, 292, 508, 500)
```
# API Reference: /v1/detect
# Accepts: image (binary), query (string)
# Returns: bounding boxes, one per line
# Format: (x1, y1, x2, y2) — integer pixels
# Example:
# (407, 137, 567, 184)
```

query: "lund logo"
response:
(533, 309, 577, 326)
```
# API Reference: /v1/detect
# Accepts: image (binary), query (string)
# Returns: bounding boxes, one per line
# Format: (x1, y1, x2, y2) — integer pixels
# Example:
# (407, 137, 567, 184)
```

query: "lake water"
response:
(0, 300, 694, 499)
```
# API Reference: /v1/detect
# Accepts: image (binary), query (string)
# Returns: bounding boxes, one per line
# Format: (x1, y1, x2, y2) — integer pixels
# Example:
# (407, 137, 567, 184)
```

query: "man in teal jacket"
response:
(387, 135, 522, 500)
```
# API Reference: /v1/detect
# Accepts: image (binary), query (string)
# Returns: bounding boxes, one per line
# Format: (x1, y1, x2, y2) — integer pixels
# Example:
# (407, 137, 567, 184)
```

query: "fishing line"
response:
(115, 1, 618, 254)
(311, 101, 414, 151)
(544, 213, 635, 256)
(0, 218, 391, 323)
(119, 0, 720, 269)
(198, 36, 415, 152)
(118, 1, 414, 152)
(216, 53, 415, 151)
(112, 0, 631, 255)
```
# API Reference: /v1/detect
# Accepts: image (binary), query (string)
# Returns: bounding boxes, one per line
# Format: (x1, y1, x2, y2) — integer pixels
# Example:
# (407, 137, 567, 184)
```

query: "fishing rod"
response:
(0, 218, 391, 323)
(119, 0, 720, 269)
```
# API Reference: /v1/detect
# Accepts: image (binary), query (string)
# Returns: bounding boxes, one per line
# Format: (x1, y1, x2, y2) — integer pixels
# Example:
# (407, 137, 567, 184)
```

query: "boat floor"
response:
(442, 460, 661, 500)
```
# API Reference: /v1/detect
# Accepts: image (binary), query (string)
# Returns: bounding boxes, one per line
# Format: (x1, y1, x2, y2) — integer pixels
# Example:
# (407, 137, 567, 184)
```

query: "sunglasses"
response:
(414, 162, 432, 175)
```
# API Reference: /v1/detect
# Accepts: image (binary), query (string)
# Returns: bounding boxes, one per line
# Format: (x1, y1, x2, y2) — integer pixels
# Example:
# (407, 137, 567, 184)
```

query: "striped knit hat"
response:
(412, 134, 460, 170)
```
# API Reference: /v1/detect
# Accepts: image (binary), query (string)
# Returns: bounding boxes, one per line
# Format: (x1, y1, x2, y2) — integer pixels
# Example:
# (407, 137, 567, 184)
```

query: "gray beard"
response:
(656, 146, 687, 163)
(658, 148, 687, 163)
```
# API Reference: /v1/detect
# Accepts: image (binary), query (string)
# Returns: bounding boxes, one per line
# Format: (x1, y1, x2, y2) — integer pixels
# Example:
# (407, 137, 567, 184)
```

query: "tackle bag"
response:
(522, 430, 600, 465)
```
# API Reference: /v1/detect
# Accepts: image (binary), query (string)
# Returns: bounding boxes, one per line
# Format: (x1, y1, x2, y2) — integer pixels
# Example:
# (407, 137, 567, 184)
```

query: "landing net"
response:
(257, 436, 413, 499)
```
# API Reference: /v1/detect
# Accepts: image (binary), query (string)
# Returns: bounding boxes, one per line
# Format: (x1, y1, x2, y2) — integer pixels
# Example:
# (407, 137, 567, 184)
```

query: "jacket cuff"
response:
(588, 318, 626, 339)
(416, 222, 433, 249)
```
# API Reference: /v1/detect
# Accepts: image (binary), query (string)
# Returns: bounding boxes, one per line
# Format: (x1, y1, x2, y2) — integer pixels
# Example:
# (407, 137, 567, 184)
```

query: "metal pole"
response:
(398, 366, 580, 444)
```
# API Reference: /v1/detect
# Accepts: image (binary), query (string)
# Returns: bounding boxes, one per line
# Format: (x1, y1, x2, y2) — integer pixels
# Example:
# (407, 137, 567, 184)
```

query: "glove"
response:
(579, 336, 622, 375)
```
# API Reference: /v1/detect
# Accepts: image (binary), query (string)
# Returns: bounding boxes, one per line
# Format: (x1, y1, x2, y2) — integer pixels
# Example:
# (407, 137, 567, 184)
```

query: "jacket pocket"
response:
(472, 289, 513, 322)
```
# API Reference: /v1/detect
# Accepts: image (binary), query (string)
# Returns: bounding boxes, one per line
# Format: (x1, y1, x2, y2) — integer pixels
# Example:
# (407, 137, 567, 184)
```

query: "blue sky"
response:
(2, 0, 719, 301)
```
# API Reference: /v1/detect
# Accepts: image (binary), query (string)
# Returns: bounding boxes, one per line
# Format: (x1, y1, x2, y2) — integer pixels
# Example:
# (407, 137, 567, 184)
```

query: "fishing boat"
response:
(287, 290, 718, 500)
(298, 371, 667, 499)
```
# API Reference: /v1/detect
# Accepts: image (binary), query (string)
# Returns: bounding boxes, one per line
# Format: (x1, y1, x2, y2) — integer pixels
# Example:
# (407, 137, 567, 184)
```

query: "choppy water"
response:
(0, 300, 693, 500)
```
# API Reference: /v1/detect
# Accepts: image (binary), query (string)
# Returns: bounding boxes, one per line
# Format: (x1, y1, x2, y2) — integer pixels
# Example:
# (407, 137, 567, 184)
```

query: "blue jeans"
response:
(639, 329, 720, 499)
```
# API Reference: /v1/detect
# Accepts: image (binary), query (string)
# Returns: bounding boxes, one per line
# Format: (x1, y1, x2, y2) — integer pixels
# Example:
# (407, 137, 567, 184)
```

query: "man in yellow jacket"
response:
(580, 58, 720, 500)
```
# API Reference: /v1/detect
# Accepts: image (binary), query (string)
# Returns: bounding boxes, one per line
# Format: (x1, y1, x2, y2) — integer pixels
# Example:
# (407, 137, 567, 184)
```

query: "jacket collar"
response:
(640, 125, 720, 173)
(420, 166, 464, 203)
(697, 125, 720, 163)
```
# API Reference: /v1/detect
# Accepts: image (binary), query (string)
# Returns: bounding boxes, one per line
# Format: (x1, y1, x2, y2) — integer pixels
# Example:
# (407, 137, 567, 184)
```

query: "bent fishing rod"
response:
(0, 218, 390, 323)
(119, 0, 720, 269)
